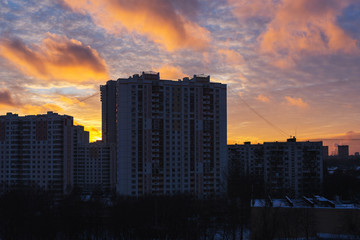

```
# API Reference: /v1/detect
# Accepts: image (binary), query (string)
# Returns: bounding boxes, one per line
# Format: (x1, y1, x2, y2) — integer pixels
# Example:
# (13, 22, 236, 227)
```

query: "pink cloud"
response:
(229, 0, 359, 66)
(285, 96, 308, 108)
(217, 48, 245, 65)
(256, 94, 270, 103)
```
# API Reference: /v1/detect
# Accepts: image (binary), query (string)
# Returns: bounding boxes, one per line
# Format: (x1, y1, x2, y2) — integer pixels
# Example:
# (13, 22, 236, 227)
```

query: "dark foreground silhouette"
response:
(0, 187, 250, 240)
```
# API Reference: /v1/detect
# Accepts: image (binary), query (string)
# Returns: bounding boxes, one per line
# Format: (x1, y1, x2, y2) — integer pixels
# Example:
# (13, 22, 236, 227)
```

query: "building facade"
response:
(101, 72, 227, 197)
(0, 112, 88, 198)
(73, 125, 90, 193)
(228, 137, 323, 197)
(72, 131, 116, 195)
(100, 80, 117, 144)
(87, 141, 116, 194)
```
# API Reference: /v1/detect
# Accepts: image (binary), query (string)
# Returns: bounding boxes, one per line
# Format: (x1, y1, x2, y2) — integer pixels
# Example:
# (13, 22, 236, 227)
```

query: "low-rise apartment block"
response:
(228, 137, 323, 197)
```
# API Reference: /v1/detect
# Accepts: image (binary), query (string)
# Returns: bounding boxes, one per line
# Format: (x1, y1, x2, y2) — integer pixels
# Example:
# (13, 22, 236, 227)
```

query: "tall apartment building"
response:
(60, 124, 117, 196)
(73, 140, 116, 195)
(101, 72, 227, 197)
(87, 141, 116, 194)
(73, 125, 90, 192)
(100, 80, 117, 144)
(228, 137, 323, 197)
(0, 112, 88, 198)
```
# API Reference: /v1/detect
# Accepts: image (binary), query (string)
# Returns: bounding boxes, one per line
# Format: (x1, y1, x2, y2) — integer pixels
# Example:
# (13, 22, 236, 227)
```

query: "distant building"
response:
(322, 146, 329, 158)
(72, 132, 116, 195)
(0, 112, 88, 198)
(101, 72, 227, 197)
(338, 145, 349, 158)
(87, 141, 116, 194)
(228, 137, 323, 197)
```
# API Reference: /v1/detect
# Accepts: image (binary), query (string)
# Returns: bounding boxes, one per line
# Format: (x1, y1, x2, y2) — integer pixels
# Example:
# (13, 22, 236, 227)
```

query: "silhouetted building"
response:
(322, 146, 329, 158)
(228, 142, 264, 194)
(338, 145, 349, 158)
(86, 141, 116, 194)
(101, 72, 227, 197)
(71, 132, 117, 195)
(0, 112, 88, 198)
(228, 137, 323, 197)
(100, 80, 117, 144)
(73, 125, 89, 193)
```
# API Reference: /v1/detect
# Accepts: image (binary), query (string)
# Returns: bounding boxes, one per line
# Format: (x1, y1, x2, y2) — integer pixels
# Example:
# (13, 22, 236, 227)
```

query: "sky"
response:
(1, 0, 360, 154)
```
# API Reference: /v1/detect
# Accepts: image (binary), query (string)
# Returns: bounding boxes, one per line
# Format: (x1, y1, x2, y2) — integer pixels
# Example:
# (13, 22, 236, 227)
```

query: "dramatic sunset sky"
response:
(1, 0, 360, 154)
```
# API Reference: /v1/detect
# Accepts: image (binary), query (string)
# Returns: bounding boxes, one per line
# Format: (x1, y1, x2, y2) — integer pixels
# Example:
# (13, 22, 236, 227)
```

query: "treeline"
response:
(0, 188, 251, 240)
(323, 170, 360, 201)
(323, 158, 360, 201)
(2, 167, 358, 239)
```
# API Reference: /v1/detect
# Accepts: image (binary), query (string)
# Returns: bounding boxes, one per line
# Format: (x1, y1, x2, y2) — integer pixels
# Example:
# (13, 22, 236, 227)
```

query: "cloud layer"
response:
(0, 33, 108, 83)
(62, 0, 210, 51)
(230, 0, 359, 66)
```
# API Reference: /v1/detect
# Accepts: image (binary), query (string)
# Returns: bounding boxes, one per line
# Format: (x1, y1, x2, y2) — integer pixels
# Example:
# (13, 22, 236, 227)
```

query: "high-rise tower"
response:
(101, 72, 227, 197)
(100, 80, 117, 144)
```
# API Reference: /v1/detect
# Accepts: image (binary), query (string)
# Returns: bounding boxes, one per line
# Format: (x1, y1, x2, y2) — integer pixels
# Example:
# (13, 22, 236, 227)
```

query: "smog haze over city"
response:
(1, 0, 360, 153)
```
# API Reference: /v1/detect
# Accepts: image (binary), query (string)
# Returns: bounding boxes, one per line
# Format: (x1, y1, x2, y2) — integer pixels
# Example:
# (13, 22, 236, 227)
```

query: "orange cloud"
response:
(154, 65, 185, 80)
(260, 0, 357, 54)
(217, 48, 245, 65)
(59, 96, 86, 107)
(271, 57, 296, 69)
(285, 96, 308, 108)
(86, 126, 102, 142)
(62, 0, 210, 51)
(21, 103, 64, 115)
(0, 34, 108, 83)
(230, 0, 359, 61)
(256, 94, 270, 103)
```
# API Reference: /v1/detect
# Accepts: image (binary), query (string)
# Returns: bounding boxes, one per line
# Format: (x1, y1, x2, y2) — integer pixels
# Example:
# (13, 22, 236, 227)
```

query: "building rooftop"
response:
(252, 196, 360, 209)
